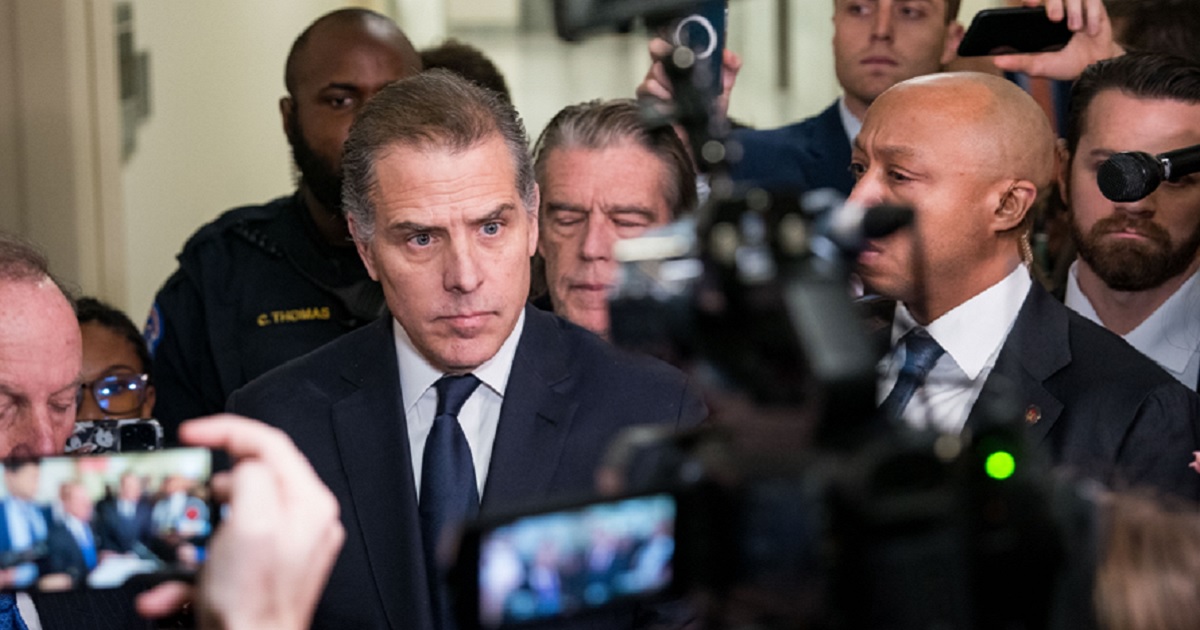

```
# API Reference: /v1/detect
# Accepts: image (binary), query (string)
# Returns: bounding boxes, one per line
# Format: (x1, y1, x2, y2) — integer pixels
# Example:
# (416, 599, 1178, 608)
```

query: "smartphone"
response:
(452, 492, 680, 628)
(0, 447, 215, 593)
(957, 7, 1073, 57)
(647, 0, 727, 102)
(65, 419, 164, 454)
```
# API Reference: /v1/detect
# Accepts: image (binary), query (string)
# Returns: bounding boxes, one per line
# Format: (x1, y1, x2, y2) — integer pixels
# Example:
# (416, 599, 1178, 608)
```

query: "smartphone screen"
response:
(0, 447, 214, 592)
(463, 492, 677, 628)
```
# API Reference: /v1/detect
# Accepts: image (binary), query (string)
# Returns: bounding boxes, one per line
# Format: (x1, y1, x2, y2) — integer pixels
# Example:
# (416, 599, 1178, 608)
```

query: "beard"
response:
(288, 115, 343, 216)
(1071, 213, 1200, 291)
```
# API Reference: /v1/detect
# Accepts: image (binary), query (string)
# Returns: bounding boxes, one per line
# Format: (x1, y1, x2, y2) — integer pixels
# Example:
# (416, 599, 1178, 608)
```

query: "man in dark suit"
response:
(93, 473, 153, 555)
(850, 71, 1200, 501)
(228, 70, 706, 629)
(0, 460, 50, 590)
(43, 482, 100, 589)
(638, 0, 966, 196)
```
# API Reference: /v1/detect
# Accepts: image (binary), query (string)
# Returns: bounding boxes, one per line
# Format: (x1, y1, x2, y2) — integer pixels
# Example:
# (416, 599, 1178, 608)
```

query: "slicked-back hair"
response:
(1066, 52, 1200, 157)
(341, 69, 536, 243)
(533, 99, 697, 220)
(76, 297, 153, 380)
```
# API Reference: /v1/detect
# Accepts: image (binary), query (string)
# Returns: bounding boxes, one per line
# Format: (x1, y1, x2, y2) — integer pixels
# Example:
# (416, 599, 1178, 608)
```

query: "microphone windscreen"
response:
(1097, 152, 1162, 202)
(861, 205, 914, 239)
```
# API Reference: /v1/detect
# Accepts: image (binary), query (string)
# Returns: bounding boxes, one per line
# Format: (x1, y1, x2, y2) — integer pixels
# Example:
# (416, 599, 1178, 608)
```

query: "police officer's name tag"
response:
(257, 306, 332, 327)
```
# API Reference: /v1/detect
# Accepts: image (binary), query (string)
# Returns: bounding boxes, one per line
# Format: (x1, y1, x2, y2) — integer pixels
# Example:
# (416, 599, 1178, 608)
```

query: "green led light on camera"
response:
(985, 451, 1016, 480)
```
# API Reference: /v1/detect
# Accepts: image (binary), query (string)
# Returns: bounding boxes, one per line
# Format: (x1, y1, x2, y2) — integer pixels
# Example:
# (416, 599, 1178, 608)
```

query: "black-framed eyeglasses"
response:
(77, 373, 150, 415)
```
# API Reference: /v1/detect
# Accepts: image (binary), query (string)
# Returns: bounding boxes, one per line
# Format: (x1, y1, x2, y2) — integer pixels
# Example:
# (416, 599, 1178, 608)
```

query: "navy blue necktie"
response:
(879, 329, 945, 424)
(420, 374, 482, 630)
(0, 593, 28, 630)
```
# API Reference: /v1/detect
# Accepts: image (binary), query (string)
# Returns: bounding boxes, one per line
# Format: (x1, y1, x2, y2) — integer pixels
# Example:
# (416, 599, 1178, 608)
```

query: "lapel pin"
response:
(1024, 405, 1041, 425)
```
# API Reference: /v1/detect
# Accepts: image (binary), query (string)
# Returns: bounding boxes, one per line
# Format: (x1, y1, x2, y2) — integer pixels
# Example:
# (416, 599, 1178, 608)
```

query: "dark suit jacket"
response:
(965, 283, 1200, 502)
(43, 519, 94, 587)
(92, 498, 153, 554)
(34, 517, 151, 630)
(228, 306, 706, 629)
(728, 101, 855, 196)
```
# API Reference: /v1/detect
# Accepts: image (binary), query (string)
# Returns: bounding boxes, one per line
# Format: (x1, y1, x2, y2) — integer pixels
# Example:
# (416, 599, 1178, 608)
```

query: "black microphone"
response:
(803, 189, 915, 256)
(1097, 144, 1200, 202)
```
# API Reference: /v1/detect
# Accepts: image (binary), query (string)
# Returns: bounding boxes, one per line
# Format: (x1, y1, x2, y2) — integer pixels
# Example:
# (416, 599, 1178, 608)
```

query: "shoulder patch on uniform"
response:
(144, 303, 163, 357)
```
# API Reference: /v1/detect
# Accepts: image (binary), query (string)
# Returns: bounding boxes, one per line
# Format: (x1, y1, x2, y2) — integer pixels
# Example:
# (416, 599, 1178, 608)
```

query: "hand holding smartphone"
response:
(983, 2, 1126, 81)
(669, 0, 728, 102)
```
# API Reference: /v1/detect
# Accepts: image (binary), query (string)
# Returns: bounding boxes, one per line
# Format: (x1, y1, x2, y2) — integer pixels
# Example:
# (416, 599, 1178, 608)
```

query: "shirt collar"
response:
(1066, 262, 1200, 373)
(394, 308, 526, 415)
(892, 265, 1032, 379)
(837, 96, 863, 145)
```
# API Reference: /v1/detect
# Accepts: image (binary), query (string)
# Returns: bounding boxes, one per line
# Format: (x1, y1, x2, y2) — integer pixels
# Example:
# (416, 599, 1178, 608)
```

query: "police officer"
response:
(146, 8, 422, 443)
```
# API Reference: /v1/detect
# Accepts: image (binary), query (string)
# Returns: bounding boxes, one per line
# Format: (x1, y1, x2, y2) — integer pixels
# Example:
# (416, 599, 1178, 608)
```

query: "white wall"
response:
(446, 0, 519, 30)
(1, 0, 122, 299)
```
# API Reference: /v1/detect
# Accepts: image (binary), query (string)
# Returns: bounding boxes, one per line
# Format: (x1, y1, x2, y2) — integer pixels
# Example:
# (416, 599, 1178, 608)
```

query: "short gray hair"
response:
(0, 232, 52, 283)
(341, 69, 536, 243)
(532, 99, 697, 219)
(0, 232, 75, 306)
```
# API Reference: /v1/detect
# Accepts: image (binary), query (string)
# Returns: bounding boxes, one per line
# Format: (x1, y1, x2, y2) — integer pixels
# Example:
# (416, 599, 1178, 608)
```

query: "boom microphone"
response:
(804, 189, 914, 256)
(1097, 144, 1200, 202)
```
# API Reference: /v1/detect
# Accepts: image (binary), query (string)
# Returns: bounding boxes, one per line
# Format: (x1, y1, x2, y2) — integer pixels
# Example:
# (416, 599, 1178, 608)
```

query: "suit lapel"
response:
(329, 317, 431, 630)
(970, 285, 1068, 443)
(807, 103, 855, 194)
(480, 307, 579, 513)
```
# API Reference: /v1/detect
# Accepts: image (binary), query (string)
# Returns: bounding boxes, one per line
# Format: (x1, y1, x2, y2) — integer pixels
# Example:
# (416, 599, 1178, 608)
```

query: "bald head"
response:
(849, 72, 1054, 322)
(285, 9, 420, 95)
(876, 72, 1056, 189)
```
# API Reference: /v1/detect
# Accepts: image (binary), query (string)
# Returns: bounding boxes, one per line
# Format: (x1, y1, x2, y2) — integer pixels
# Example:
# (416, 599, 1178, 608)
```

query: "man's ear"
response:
(280, 96, 296, 143)
(346, 215, 378, 281)
(941, 21, 966, 66)
(992, 179, 1038, 233)
(1055, 138, 1072, 207)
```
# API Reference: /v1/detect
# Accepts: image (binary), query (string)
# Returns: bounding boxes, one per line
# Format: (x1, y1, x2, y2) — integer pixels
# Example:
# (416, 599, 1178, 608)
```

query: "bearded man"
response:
(146, 9, 422, 442)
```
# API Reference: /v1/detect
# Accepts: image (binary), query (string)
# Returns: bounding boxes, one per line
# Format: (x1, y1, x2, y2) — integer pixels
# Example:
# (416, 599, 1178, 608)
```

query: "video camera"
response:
(448, 2, 1102, 627)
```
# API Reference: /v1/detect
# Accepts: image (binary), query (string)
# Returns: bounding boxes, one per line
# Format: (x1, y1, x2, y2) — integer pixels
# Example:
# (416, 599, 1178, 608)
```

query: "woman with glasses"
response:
(76, 298, 156, 421)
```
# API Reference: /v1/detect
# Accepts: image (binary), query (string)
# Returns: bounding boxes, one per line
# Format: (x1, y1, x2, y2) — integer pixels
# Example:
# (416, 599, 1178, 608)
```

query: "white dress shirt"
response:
(837, 95, 863, 145)
(878, 266, 1033, 433)
(395, 310, 525, 499)
(1065, 263, 1200, 388)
